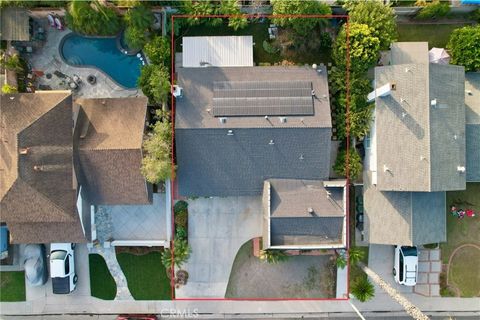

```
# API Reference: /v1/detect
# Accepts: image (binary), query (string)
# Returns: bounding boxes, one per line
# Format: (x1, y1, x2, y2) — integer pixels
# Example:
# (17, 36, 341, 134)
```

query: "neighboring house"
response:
(364, 42, 467, 246)
(175, 66, 332, 197)
(0, 92, 151, 244)
(262, 179, 347, 250)
(0, 92, 85, 243)
(465, 72, 480, 182)
(74, 97, 151, 205)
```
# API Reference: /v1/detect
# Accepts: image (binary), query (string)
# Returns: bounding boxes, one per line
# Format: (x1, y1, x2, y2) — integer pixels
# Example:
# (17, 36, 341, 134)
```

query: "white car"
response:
(50, 243, 77, 294)
(393, 245, 418, 286)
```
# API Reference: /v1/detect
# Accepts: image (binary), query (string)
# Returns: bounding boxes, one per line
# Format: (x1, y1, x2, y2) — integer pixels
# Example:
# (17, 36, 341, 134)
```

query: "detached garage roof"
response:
(182, 36, 253, 67)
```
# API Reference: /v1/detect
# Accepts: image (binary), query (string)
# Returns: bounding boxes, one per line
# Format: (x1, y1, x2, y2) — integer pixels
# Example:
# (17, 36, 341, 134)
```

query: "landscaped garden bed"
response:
(89, 254, 117, 300)
(439, 183, 480, 297)
(116, 250, 171, 300)
(0, 271, 26, 302)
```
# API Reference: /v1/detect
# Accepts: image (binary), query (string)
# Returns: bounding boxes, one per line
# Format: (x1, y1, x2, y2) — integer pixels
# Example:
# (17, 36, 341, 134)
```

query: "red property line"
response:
(170, 14, 351, 301)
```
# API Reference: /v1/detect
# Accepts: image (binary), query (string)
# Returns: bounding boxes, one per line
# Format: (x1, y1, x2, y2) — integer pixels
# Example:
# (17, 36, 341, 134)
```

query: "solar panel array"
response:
(212, 80, 314, 116)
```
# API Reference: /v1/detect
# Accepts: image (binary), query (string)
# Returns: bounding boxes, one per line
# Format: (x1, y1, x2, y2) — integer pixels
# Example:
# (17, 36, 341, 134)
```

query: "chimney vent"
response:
(268, 139, 274, 145)
(33, 165, 43, 172)
(431, 99, 437, 107)
(299, 154, 304, 160)
(457, 166, 466, 173)
(308, 207, 315, 215)
(19, 148, 29, 155)
(219, 117, 227, 124)
(279, 117, 287, 123)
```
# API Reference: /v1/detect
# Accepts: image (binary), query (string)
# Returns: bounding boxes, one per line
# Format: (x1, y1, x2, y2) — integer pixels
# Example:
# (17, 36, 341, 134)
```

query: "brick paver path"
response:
(414, 248, 441, 297)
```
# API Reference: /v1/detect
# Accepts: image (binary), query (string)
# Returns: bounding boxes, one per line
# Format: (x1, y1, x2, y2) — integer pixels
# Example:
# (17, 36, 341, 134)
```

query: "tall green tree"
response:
(220, 0, 248, 30)
(447, 25, 480, 72)
(141, 111, 173, 184)
(333, 23, 380, 73)
(137, 64, 170, 105)
(344, 0, 397, 50)
(65, 0, 122, 36)
(124, 3, 153, 30)
(271, 0, 332, 36)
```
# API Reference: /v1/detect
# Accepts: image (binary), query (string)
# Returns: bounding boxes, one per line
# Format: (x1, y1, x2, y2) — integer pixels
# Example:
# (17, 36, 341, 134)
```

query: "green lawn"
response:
(397, 23, 469, 48)
(441, 182, 480, 297)
(89, 254, 117, 300)
(0, 271, 26, 302)
(116, 252, 171, 300)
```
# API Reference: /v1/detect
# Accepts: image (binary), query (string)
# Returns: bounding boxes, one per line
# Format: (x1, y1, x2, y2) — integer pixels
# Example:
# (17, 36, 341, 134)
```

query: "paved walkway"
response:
(175, 196, 263, 298)
(414, 248, 441, 297)
(88, 246, 132, 301)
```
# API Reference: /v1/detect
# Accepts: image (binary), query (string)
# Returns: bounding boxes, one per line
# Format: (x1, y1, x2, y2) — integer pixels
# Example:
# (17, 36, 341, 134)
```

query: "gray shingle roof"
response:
(364, 172, 446, 246)
(390, 42, 429, 65)
(264, 179, 346, 247)
(175, 66, 332, 197)
(465, 73, 480, 182)
(374, 47, 466, 192)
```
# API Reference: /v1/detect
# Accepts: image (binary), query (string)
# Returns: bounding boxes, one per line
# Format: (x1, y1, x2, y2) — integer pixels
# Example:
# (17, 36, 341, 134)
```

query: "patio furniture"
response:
(53, 70, 66, 78)
(47, 14, 55, 28)
(69, 81, 78, 90)
(73, 74, 82, 85)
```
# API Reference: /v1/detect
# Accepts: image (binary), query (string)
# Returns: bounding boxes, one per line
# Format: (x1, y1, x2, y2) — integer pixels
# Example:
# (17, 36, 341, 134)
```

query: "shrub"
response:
(333, 148, 363, 181)
(2, 84, 18, 94)
(258, 249, 289, 264)
(161, 239, 191, 269)
(336, 253, 347, 269)
(174, 200, 188, 227)
(416, 0, 450, 20)
(141, 110, 173, 183)
(0, 54, 23, 72)
(262, 40, 280, 54)
(175, 226, 187, 240)
(320, 32, 332, 49)
(144, 36, 170, 66)
(124, 25, 148, 50)
(349, 247, 366, 265)
(351, 277, 375, 302)
(469, 8, 480, 23)
(137, 64, 170, 105)
(447, 25, 480, 72)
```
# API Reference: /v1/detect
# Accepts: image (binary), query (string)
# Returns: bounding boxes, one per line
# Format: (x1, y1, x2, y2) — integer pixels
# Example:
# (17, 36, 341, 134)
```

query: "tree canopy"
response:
(182, 0, 247, 30)
(344, 0, 397, 50)
(333, 148, 363, 181)
(141, 111, 173, 184)
(123, 3, 154, 49)
(271, 0, 332, 36)
(137, 64, 170, 105)
(447, 25, 480, 72)
(65, 0, 122, 36)
(333, 23, 381, 74)
(144, 36, 171, 66)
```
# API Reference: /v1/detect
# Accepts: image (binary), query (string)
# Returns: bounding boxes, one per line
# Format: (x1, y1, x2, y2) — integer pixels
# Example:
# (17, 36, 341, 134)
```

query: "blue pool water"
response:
(60, 34, 143, 88)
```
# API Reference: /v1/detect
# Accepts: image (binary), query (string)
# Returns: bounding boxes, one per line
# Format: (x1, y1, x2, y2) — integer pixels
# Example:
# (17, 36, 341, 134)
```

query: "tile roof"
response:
(374, 46, 466, 192)
(74, 97, 150, 205)
(0, 92, 86, 244)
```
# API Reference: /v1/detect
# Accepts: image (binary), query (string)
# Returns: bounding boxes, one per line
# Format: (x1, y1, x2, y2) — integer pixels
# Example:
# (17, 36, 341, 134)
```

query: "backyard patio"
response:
(24, 11, 140, 98)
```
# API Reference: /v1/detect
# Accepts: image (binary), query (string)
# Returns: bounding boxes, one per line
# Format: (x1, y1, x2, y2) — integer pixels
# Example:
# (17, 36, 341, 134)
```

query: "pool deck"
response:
(28, 16, 141, 99)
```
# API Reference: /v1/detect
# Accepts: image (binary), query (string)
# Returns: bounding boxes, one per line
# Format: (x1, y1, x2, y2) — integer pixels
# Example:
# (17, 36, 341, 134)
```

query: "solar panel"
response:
(212, 80, 314, 116)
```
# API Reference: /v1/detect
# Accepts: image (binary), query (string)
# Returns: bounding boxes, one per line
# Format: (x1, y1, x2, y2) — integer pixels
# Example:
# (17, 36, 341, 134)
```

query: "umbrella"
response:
(429, 47, 450, 65)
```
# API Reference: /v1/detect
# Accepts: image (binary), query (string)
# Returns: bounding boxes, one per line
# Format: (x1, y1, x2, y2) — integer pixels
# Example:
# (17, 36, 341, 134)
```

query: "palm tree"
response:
(351, 277, 374, 302)
(348, 246, 365, 265)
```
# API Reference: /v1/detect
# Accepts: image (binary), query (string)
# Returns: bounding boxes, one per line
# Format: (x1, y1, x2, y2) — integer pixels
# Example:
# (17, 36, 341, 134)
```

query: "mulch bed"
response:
(114, 246, 163, 255)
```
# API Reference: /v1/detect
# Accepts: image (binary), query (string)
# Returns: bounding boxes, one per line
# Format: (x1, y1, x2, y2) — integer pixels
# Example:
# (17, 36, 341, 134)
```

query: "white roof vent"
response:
(227, 130, 234, 136)
(457, 166, 466, 173)
(268, 139, 274, 145)
(299, 154, 304, 160)
(172, 85, 183, 98)
(465, 90, 472, 95)
(431, 99, 437, 107)
(219, 117, 227, 124)
(279, 117, 287, 123)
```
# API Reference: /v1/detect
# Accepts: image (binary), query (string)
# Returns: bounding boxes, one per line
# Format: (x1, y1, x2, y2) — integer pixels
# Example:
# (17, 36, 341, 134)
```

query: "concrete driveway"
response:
(368, 244, 413, 294)
(175, 196, 263, 298)
(26, 244, 91, 309)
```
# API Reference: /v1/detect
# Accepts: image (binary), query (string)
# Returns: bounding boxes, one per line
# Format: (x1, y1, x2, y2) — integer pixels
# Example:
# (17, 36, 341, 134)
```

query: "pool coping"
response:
(58, 32, 145, 90)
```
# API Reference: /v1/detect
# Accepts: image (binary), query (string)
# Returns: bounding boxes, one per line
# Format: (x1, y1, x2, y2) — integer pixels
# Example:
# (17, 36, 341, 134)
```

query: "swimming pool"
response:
(60, 33, 144, 89)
